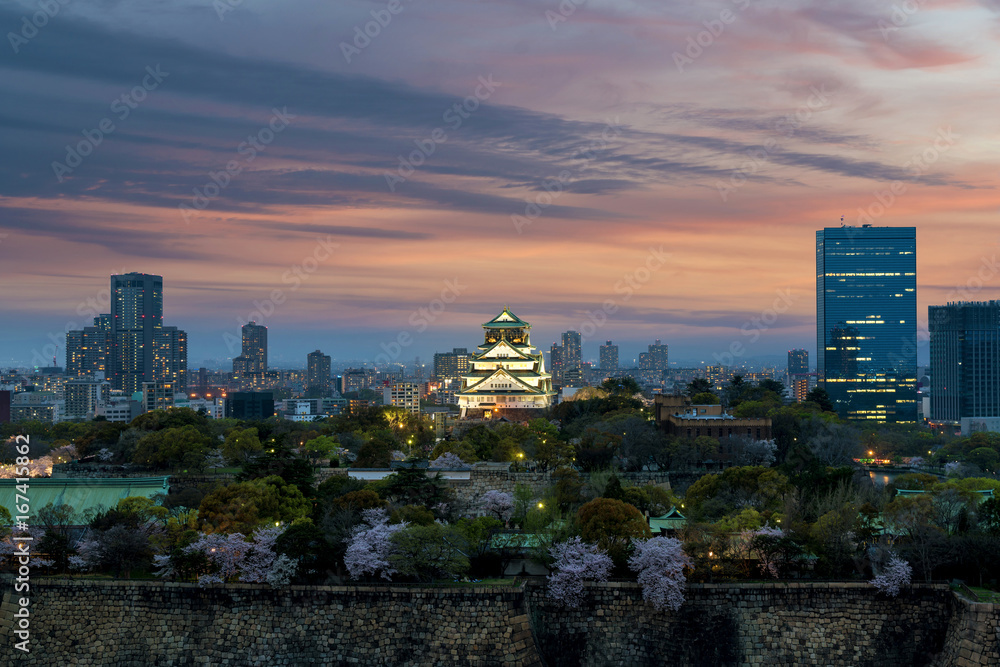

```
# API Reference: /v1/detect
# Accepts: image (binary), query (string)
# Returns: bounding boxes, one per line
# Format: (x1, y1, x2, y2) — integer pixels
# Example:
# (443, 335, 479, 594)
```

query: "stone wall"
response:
(0, 579, 543, 666)
(525, 581, 958, 667)
(2, 578, 997, 666)
(932, 596, 1000, 666)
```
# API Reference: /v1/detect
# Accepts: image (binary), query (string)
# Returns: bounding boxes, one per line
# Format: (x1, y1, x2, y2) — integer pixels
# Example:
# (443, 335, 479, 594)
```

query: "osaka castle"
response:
(457, 306, 556, 417)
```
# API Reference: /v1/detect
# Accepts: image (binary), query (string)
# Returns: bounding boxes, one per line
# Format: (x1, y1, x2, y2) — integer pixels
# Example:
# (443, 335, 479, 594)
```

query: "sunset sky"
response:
(1, 0, 998, 369)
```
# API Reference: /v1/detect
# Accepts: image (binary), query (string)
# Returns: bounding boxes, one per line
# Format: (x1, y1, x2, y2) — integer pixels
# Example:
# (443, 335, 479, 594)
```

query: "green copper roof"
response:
(482, 306, 529, 328)
(649, 506, 687, 532)
(0, 477, 170, 522)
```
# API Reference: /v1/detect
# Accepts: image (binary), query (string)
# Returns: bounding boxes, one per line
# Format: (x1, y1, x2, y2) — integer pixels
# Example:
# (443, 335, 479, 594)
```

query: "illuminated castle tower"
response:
(457, 306, 556, 417)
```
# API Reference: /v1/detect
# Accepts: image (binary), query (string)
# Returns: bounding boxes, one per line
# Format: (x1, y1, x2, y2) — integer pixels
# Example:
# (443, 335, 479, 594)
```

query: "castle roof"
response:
(482, 306, 529, 329)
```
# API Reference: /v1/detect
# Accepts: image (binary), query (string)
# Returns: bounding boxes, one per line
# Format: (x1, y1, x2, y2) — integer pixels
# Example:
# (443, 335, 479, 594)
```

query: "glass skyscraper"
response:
(816, 226, 917, 423)
(929, 301, 1000, 423)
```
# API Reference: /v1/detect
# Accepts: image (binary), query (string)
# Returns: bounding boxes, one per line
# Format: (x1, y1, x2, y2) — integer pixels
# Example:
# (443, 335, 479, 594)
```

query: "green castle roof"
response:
(482, 306, 529, 329)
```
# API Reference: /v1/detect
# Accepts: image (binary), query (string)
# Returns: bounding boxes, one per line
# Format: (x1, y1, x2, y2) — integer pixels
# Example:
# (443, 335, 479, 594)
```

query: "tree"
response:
(157, 525, 297, 587)
(870, 553, 912, 597)
(302, 435, 338, 466)
(70, 521, 162, 578)
(480, 490, 515, 523)
(389, 523, 470, 582)
(198, 476, 311, 534)
(353, 435, 394, 468)
(132, 425, 212, 469)
(628, 536, 692, 611)
(806, 387, 834, 413)
(381, 467, 451, 508)
(222, 427, 263, 465)
(690, 392, 720, 405)
(577, 497, 651, 567)
(686, 378, 713, 397)
(343, 508, 407, 580)
(236, 445, 316, 497)
(546, 537, 613, 607)
(36, 502, 77, 571)
(430, 452, 470, 469)
(601, 376, 641, 396)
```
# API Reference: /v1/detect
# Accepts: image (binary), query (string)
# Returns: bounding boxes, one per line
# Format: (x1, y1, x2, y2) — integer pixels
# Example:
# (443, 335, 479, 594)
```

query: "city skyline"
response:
(3, 3, 995, 369)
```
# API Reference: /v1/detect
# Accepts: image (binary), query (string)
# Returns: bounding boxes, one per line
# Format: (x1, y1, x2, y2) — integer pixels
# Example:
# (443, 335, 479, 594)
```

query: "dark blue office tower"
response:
(816, 226, 917, 423)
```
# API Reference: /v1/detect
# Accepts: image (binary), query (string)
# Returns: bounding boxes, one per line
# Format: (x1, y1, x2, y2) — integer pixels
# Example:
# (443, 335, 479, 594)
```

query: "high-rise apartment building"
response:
(433, 348, 471, 381)
(929, 301, 1000, 423)
(561, 331, 582, 373)
(648, 340, 668, 370)
(549, 343, 564, 386)
(817, 226, 917, 423)
(787, 349, 809, 376)
(384, 382, 420, 415)
(307, 349, 332, 394)
(66, 273, 186, 395)
(153, 326, 187, 391)
(110, 272, 163, 395)
(599, 341, 619, 371)
(234, 322, 267, 374)
(64, 379, 111, 419)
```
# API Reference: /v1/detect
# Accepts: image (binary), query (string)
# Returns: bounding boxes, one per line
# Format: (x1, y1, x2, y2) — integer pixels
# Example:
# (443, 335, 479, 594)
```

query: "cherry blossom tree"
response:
(628, 536, 692, 612)
(870, 553, 912, 597)
(154, 525, 297, 587)
(0, 527, 54, 568)
(546, 537, 612, 607)
(343, 508, 407, 580)
(479, 490, 514, 523)
(430, 452, 470, 469)
(69, 520, 163, 577)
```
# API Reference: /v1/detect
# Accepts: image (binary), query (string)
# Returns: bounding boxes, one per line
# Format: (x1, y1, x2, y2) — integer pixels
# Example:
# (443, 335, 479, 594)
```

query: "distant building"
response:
(384, 382, 420, 415)
(153, 326, 188, 391)
(306, 350, 332, 394)
(225, 391, 275, 420)
(64, 379, 111, 419)
(65, 273, 186, 395)
(457, 307, 556, 417)
(0, 390, 10, 423)
(653, 394, 772, 462)
(817, 226, 917, 423)
(341, 368, 373, 394)
(929, 301, 1000, 424)
(647, 340, 669, 370)
(787, 349, 809, 377)
(433, 348, 471, 381)
(142, 380, 176, 413)
(94, 397, 140, 422)
(600, 341, 619, 371)
(561, 331, 582, 378)
(549, 343, 564, 387)
(234, 321, 268, 389)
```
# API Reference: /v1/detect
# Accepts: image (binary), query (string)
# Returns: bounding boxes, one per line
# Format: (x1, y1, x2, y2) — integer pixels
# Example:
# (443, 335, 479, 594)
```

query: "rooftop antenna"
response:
(840, 214, 845, 226)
